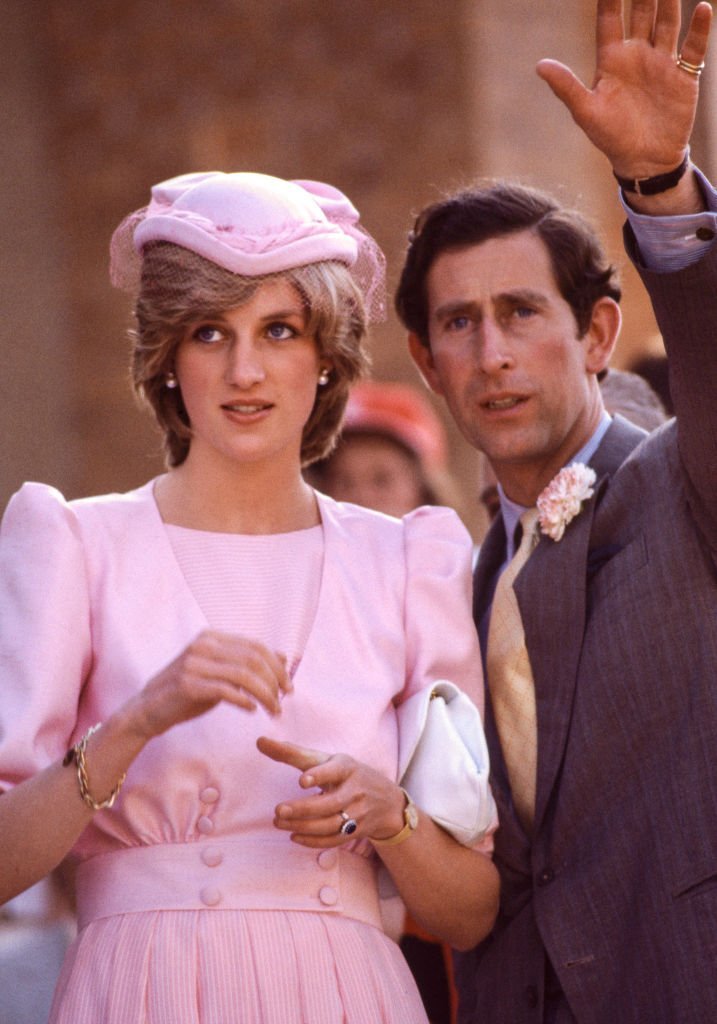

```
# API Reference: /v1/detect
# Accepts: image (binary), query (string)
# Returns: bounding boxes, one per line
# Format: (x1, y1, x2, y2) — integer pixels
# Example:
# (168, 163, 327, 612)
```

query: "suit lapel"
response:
(513, 416, 646, 832)
(588, 413, 646, 481)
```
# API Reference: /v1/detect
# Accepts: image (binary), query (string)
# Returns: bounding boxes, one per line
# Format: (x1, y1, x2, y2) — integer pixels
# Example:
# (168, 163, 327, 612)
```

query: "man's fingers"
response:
(596, 0, 626, 52)
(536, 60, 590, 121)
(652, 0, 681, 52)
(629, 0, 658, 43)
(678, 1, 713, 65)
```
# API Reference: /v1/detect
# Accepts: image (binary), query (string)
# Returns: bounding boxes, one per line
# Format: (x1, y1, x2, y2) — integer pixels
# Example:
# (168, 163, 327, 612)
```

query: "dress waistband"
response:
(75, 839, 383, 931)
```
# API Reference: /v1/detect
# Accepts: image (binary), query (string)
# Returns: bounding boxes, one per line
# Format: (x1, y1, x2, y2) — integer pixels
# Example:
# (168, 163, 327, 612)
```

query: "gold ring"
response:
(676, 55, 705, 77)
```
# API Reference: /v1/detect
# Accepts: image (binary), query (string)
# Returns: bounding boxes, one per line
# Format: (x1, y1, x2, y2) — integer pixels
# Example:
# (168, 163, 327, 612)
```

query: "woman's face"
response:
(322, 433, 425, 518)
(174, 278, 328, 474)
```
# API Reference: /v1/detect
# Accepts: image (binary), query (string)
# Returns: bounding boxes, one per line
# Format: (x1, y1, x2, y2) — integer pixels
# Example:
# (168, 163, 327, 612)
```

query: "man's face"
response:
(413, 230, 610, 504)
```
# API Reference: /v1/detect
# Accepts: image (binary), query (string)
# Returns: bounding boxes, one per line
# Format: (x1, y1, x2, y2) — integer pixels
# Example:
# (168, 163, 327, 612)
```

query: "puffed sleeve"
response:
(400, 505, 484, 712)
(0, 482, 92, 789)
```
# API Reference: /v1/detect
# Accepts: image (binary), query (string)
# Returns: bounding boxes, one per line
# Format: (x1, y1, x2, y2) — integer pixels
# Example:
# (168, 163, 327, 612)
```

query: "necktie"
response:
(486, 507, 541, 830)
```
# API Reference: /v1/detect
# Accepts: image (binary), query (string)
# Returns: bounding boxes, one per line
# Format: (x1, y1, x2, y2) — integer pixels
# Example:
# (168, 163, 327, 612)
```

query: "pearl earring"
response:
(165, 372, 178, 389)
(318, 369, 330, 386)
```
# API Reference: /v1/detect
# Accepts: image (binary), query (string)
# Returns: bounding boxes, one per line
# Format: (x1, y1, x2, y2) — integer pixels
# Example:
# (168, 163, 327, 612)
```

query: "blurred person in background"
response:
(598, 366, 668, 431)
(0, 875, 74, 1024)
(627, 352, 673, 413)
(310, 378, 460, 517)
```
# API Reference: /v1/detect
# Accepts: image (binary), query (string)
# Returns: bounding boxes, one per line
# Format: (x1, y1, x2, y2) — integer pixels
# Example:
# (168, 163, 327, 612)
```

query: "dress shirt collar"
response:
(497, 411, 611, 562)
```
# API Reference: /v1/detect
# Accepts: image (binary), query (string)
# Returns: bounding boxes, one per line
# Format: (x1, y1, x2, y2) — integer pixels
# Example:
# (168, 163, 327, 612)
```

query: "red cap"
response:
(343, 381, 447, 472)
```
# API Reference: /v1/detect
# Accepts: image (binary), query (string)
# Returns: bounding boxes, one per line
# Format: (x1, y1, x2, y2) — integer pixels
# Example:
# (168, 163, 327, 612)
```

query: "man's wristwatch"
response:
(613, 151, 689, 196)
(371, 788, 419, 847)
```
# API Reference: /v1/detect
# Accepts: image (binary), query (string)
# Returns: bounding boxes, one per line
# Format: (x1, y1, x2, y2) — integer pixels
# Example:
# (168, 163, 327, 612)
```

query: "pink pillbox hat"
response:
(135, 172, 359, 273)
(110, 171, 385, 318)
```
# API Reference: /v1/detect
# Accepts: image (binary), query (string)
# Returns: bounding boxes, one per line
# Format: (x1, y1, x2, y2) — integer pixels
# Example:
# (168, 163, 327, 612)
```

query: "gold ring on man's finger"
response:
(676, 54, 705, 77)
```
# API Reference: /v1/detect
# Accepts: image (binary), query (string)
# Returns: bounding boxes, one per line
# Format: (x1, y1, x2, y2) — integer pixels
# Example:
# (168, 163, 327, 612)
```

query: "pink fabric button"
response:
(200, 787, 219, 804)
(196, 816, 214, 834)
(317, 849, 338, 870)
(318, 886, 338, 907)
(201, 847, 223, 867)
(199, 886, 222, 907)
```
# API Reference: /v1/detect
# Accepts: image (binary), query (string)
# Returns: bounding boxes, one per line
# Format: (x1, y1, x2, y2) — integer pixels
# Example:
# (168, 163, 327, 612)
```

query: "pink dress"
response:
(0, 480, 485, 1024)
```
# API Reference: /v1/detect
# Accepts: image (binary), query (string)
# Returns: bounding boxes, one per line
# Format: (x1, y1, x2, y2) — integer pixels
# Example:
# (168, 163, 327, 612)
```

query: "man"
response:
(396, 1, 717, 1020)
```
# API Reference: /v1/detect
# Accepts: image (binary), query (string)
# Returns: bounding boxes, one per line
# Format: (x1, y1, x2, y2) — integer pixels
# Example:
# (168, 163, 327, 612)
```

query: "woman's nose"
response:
(224, 341, 266, 388)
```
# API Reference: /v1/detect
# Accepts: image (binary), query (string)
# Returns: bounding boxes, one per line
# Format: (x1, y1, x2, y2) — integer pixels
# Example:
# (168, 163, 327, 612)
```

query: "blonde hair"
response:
(131, 243, 371, 466)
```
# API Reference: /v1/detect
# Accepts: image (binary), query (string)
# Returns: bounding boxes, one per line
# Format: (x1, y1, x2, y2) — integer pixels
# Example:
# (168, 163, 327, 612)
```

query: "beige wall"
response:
(2, 1, 713, 537)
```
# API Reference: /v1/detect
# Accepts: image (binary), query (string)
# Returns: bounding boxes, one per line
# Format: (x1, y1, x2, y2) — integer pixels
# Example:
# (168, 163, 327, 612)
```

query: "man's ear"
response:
(408, 332, 444, 396)
(584, 297, 622, 375)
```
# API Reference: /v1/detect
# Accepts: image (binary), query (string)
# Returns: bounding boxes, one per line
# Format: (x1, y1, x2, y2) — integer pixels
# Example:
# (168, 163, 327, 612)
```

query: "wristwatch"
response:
(371, 788, 419, 847)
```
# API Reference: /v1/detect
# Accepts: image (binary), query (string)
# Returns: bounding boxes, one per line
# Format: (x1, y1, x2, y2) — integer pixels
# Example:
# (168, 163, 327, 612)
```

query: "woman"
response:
(0, 171, 498, 1023)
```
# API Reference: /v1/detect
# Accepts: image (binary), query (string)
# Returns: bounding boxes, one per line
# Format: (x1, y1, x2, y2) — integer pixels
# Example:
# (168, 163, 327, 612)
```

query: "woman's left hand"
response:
(256, 736, 406, 847)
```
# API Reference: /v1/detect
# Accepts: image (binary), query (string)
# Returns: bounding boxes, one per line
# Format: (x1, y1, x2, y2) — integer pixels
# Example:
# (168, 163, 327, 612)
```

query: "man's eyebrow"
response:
(496, 288, 549, 306)
(432, 299, 482, 322)
(433, 289, 549, 322)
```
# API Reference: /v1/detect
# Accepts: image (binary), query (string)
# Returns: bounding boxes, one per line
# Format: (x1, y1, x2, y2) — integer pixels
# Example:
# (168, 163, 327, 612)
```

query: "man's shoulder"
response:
(588, 415, 647, 478)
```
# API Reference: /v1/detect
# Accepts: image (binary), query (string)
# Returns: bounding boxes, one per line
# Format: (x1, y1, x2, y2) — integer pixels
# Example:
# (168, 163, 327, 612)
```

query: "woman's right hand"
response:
(129, 630, 292, 740)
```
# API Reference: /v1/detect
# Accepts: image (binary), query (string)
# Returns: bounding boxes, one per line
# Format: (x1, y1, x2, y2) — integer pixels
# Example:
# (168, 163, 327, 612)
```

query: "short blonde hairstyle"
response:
(131, 242, 371, 466)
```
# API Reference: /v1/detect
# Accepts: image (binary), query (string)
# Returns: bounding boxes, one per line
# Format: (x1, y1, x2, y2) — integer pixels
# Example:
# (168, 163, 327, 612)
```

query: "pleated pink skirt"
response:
(49, 909, 429, 1023)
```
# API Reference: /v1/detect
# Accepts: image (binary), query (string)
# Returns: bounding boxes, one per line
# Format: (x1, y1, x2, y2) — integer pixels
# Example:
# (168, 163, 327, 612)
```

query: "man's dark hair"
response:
(395, 181, 621, 346)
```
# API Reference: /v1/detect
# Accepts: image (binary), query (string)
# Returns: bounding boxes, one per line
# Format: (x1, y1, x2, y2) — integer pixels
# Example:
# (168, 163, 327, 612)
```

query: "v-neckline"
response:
(145, 479, 330, 689)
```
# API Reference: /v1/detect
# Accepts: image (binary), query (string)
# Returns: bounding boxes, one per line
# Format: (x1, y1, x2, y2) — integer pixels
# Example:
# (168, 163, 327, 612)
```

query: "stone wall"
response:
(2, 0, 714, 535)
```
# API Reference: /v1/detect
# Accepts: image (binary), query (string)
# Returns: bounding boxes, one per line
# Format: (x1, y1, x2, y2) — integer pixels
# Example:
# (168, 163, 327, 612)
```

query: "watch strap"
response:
(613, 151, 689, 196)
(371, 788, 418, 847)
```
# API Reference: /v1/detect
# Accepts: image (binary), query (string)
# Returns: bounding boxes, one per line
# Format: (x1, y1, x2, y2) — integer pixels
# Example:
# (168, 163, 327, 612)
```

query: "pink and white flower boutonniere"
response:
(536, 463, 597, 542)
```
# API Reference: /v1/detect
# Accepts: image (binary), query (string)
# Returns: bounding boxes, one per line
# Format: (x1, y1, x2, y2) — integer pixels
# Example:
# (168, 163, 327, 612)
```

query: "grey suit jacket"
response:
(459, 238, 717, 1024)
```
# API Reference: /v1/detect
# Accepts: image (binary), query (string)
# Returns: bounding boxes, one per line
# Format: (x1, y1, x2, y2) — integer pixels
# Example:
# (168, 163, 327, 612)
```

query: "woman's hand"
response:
(257, 735, 500, 948)
(256, 736, 406, 847)
(130, 631, 292, 740)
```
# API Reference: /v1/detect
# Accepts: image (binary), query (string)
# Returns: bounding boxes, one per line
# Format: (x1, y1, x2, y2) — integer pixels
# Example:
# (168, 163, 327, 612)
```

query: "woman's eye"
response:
(266, 322, 296, 341)
(192, 325, 223, 344)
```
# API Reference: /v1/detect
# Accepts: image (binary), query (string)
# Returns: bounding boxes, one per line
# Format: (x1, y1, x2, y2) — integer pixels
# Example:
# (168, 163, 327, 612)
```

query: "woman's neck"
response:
(154, 454, 320, 534)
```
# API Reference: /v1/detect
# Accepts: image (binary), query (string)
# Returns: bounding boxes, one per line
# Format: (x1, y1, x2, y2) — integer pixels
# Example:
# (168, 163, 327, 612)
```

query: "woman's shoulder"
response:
(2, 482, 80, 545)
(316, 491, 473, 563)
(317, 490, 466, 533)
(401, 505, 475, 581)
(401, 503, 472, 543)
(2, 478, 159, 540)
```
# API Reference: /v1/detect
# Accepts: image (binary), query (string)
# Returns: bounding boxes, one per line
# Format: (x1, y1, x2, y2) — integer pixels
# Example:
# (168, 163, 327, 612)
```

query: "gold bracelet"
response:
(63, 723, 126, 811)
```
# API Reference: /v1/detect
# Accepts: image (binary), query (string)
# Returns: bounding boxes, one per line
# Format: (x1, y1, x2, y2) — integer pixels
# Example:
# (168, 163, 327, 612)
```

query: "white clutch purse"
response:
(396, 680, 496, 846)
